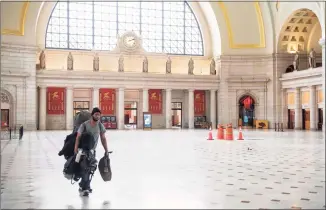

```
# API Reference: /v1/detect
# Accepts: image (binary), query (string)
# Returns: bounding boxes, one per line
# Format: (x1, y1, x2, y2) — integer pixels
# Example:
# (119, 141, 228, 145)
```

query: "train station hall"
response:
(1, 1, 325, 209)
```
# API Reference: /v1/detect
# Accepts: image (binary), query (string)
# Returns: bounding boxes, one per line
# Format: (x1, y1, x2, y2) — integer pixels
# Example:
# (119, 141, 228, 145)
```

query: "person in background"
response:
(74, 107, 109, 196)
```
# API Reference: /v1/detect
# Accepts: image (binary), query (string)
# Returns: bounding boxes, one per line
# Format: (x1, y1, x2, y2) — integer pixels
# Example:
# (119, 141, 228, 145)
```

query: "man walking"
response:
(74, 107, 108, 196)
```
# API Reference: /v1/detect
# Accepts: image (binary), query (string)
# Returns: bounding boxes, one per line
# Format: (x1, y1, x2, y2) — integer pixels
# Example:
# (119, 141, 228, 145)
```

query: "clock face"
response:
(123, 35, 136, 48)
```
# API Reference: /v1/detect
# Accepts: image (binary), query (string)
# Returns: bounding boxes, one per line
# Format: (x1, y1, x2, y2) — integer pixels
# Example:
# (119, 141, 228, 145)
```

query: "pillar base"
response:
(294, 128, 301, 130)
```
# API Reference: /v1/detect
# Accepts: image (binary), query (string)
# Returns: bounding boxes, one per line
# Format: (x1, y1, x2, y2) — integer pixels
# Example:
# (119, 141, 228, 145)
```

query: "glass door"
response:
(1, 109, 9, 128)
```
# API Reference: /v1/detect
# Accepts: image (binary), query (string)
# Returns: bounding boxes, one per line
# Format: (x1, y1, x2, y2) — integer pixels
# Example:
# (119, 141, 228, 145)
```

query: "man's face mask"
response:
(92, 113, 100, 121)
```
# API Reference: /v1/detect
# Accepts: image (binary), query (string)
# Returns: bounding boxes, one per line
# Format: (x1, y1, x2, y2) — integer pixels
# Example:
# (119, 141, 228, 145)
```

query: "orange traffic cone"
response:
(225, 123, 234, 140)
(217, 124, 224, 140)
(207, 126, 214, 140)
(237, 126, 244, 140)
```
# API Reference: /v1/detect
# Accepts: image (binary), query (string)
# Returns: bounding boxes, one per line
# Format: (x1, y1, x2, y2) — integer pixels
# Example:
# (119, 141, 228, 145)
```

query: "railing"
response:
(274, 123, 284, 132)
(0, 125, 24, 140)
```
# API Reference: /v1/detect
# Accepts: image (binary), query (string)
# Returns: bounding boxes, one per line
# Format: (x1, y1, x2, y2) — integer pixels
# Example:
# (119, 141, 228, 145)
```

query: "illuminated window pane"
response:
(45, 1, 203, 55)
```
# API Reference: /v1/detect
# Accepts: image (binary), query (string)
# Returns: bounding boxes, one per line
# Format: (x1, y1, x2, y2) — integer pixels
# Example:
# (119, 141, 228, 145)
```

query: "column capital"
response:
(93, 87, 99, 91)
(39, 85, 47, 89)
(309, 85, 316, 89)
(165, 88, 172, 92)
(319, 38, 325, 47)
(66, 86, 74, 90)
(188, 89, 194, 92)
(118, 87, 125, 91)
(143, 88, 149, 92)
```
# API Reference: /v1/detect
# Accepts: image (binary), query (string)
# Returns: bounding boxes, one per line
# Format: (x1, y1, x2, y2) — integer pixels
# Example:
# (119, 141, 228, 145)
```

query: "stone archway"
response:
(1, 90, 14, 127)
(238, 95, 256, 128)
(277, 8, 322, 56)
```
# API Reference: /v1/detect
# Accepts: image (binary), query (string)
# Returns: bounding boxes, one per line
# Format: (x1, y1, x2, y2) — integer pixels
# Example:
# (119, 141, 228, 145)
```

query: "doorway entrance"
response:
(171, 102, 182, 128)
(124, 102, 137, 129)
(288, 109, 295, 129)
(318, 108, 323, 130)
(1, 109, 9, 128)
(239, 95, 255, 128)
(302, 109, 310, 130)
(73, 101, 90, 116)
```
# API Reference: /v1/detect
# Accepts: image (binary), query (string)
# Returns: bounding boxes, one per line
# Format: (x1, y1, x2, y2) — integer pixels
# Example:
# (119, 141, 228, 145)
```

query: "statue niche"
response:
(143, 56, 148, 73)
(118, 55, 124, 72)
(188, 57, 194, 75)
(166, 56, 171, 74)
(39, 50, 46, 70)
(293, 51, 299, 71)
(210, 58, 216, 75)
(93, 53, 99, 71)
(67, 52, 74, 70)
(308, 48, 316, 68)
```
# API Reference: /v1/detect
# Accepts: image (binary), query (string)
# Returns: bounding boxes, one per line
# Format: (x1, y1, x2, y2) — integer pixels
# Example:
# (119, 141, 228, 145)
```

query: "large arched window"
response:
(45, 2, 204, 55)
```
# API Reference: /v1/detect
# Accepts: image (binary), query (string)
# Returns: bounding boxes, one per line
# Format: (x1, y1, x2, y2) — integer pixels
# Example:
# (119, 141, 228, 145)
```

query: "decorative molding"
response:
(1, 72, 31, 78)
(218, 2, 266, 49)
(226, 76, 270, 83)
(36, 70, 219, 90)
(220, 54, 274, 63)
(1, 2, 29, 36)
(280, 67, 323, 81)
(1, 43, 38, 52)
(236, 90, 260, 104)
(1, 92, 10, 103)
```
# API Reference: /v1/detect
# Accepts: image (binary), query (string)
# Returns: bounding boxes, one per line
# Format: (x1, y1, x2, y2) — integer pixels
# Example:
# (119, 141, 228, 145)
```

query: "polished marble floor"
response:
(1, 129, 325, 209)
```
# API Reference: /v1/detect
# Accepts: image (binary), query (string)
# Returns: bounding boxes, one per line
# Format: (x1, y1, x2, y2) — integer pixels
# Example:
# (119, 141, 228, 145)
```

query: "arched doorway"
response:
(239, 95, 255, 128)
(1, 92, 11, 128)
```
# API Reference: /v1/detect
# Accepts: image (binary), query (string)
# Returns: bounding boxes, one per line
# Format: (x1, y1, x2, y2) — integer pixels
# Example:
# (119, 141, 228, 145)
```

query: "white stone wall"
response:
(1, 43, 323, 131)
(217, 55, 275, 128)
(1, 43, 37, 130)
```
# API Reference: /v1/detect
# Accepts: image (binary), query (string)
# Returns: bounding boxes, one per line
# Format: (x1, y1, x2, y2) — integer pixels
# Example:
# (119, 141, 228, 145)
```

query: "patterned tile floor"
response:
(1, 129, 325, 209)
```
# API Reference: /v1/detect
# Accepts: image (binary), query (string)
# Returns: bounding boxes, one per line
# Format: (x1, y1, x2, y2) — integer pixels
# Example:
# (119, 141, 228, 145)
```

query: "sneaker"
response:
(82, 190, 89, 196)
(79, 187, 92, 193)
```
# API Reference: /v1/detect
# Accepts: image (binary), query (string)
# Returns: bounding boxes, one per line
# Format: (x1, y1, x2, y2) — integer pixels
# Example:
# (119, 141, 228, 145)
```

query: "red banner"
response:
(99, 88, 116, 115)
(149, 89, 162, 114)
(194, 90, 205, 116)
(47, 87, 65, 115)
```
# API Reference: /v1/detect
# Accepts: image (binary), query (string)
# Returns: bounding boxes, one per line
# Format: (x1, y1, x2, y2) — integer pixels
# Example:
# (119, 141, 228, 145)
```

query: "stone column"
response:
(143, 88, 148, 112)
(319, 38, 325, 131)
(165, 89, 172, 129)
(210, 90, 216, 129)
(39, 86, 47, 130)
(66, 87, 74, 130)
(188, 89, 194, 129)
(310, 85, 317, 130)
(118, 88, 125, 129)
(281, 88, 288, 127)
(92, 87, 99, 108)
(294, 87, 301, 130)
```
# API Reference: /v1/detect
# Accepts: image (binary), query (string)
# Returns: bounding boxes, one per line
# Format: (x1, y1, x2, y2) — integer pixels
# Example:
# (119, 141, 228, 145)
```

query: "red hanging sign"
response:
(47, 87, 65, 115)
(243, 96, 253, 110)
(194, 90, 205, 116)
(99, 88, 116, 115)
(148, 89, 162, 114)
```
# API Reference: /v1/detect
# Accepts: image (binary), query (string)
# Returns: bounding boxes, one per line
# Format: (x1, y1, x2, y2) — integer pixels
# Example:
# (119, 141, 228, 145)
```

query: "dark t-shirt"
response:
(77, 120, 106, 150)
